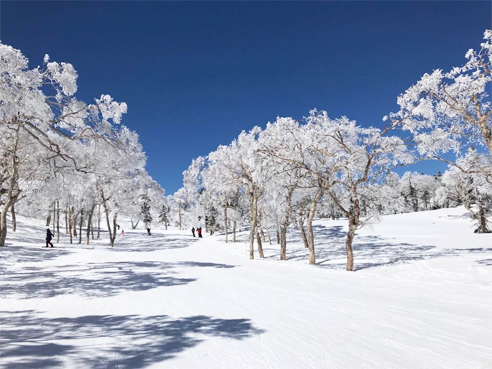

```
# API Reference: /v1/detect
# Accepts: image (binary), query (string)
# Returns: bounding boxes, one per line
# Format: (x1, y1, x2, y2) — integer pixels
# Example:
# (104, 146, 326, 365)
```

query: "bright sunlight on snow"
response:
(1, 207, 491, 368)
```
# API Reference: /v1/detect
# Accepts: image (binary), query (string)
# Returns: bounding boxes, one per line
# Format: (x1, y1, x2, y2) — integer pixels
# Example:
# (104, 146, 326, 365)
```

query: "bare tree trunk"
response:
(164, 219, 168, 230)
(56, 201, 60, 243)
(178, 211, 182, 230)
(276, 229, 280, 244)
(224, 205, 228, 243)
(267, 231, 272, 245)
(87, 205, 95, 244)
(91, 212, 95, 240)
(233, 220, 236, 242)
(65, 205, 69, 234)
(97, 204, 101, 239)
(280, 227, 287, 260)
(260, 228, 265, 243)
(344, 188, 361, 271)
(256, 230, 264, 258)
(10, 204, 16, 232)
(478, 203, 489, 233)
(78, 209, 83, 244)
(46, 212, 51, 227)
(0, 128, 20, 246)
(69, 207, 73, 244)
(346, 220, 356, 271)
(280, 188, 294, 260)
(248, 192, 258, 260)
(300, 222, 309, 249)
(112, 213, 118, 246)
(103, 200, 115, 246)
(72, 207, 77, 237)
(0, 207, 9, 246)
(306, 188, 324, 265)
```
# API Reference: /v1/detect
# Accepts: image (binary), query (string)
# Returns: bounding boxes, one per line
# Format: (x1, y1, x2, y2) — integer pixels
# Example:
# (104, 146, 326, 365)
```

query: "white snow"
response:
(1, 207, 491, 368)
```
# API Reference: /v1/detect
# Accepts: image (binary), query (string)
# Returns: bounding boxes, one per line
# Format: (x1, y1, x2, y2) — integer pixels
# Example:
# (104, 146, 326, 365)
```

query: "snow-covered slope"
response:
(1, 207, 491, 368)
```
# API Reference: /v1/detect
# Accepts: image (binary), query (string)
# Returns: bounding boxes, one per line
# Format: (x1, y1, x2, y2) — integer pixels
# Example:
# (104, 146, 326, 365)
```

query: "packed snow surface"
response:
(1, 207, 491, 368)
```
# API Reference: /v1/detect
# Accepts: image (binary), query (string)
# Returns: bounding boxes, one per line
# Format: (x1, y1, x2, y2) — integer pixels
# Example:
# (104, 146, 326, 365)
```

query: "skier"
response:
(191, 227, 196, 237)
(197, 227, 202, 238)
(147, 227, 151, 236)
(45, 228, 54, 248)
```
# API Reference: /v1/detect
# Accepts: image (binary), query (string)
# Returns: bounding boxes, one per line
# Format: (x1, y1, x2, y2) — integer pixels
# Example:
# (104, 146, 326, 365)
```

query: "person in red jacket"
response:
(197, 227, 202, 238)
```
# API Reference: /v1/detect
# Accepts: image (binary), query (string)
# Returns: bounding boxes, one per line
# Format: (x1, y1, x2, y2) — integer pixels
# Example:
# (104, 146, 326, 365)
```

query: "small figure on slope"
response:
(197, 227, 202, 238)
(191, 227, 196, 237)
(147, 227, 151, 236)
(45, 229, 54, 248)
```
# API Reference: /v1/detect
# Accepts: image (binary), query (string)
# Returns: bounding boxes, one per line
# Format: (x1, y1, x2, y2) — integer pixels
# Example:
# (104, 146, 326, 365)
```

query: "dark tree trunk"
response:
(280, 227, 287, 260)
(475, 202, 490, 233)
(345, 220, 356, 271)
(306, 188, 324, 264)
(11, 204, 16, 232)
(256, 230, 264, 258)
(65, 205, 69, 234)
(344, 187, 360, 271)
(72, 207, 77, 237)
(224, 205, 228, 243)
(103, 201, 116, 246)
(276, 229, 280, 244)
(87, 205, 95, 244)
(69, 207, 73, 244)
(97, 204, 101, 239)
(0, 209, 8, 246)
(56, 201, 60, 243)
(280, 188, 294, 260)
(233, 220, 236, 242)
(248, 193, 258, 260)
(299, 223, 309, 248)
(78, 209, 83, 244)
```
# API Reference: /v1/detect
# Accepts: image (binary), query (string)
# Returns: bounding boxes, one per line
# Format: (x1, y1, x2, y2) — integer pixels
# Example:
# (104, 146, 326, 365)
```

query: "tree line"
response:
(169, 30, 492, 271)
(0, 44, 167, 248)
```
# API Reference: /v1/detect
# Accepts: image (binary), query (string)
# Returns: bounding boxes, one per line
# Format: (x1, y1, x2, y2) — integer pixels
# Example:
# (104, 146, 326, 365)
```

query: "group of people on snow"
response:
(191, 227, 202, 238)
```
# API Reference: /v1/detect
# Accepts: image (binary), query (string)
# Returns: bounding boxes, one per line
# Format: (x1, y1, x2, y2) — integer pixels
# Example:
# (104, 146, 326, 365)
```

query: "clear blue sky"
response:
(2, 1, 491, 194)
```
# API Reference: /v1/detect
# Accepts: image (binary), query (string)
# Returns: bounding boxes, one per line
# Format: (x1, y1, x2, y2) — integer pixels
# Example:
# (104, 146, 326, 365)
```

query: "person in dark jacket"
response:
(147, 227, 151, 236)
(45, 229, 54, 247)
(191, 227, 196, 237)
(197, 227, 202, 238)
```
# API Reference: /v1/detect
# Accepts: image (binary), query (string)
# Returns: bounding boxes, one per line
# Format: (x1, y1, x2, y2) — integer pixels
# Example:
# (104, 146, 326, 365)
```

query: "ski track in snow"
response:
(0, 207, 491, 368)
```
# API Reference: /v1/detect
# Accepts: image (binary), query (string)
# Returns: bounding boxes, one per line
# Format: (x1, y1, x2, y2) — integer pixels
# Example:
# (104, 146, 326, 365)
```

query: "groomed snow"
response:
(1, 207, 491, 368)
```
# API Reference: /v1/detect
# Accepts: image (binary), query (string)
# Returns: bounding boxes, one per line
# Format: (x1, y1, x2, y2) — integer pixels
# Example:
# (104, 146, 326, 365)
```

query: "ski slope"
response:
(0, 207, 491, 368)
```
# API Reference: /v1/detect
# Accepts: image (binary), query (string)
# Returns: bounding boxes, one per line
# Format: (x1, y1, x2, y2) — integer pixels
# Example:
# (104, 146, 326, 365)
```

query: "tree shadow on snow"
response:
(0, 246, 73, 272)
(260, 224, 487, 271)
(0, 261, 193, 300)
(110, 232, 199, 252)
(0, 310, 264, 369)
(0, 260, 238, 300)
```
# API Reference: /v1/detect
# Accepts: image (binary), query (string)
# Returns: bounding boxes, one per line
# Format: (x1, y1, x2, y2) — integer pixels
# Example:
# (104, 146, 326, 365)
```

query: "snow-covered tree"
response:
(302, 110, 411, 270)
(0, 43, 129, 246)
(437, 149, 492, 233)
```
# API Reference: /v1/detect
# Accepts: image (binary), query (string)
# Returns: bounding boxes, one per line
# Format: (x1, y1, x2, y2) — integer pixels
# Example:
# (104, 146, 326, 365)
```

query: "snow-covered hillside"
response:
(1, 207, 491, 368)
